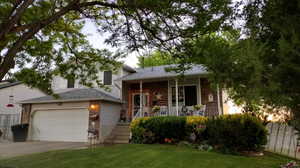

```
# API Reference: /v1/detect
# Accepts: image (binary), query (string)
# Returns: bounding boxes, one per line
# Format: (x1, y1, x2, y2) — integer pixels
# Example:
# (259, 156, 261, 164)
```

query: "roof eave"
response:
(121, 73, 209, 82)
(19, 98, 123, 105)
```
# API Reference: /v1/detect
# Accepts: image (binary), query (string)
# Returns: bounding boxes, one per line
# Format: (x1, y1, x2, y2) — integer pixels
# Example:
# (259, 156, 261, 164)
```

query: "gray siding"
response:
(99, 101, 122, 142)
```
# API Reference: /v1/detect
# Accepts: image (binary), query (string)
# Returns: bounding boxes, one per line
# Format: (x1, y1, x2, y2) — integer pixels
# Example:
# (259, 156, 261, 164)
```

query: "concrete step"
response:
(112, 131, 130, 136)
(113, 139, 129, 144)
(114, 128, 130, 132)
(103, 123, 131, 144)
(117, 122, 131, 126)
(115, 135, 130, 140)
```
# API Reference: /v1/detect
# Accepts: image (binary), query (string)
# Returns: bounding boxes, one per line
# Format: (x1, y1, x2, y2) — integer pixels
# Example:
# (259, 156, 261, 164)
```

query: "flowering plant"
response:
(193, 104, 204, 111)
(280, 161, 299, 168)
(164, 138, 173, 143)
(152, 106, 160, 113)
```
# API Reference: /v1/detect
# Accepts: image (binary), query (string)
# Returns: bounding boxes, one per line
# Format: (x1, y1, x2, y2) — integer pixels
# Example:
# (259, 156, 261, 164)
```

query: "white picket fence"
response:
(266, 123, 300, 159)
(0, 114, 20, 141)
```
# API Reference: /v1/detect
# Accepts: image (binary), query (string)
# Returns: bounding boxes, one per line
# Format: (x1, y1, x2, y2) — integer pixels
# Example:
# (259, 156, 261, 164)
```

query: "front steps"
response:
(104, 123, 130, 144)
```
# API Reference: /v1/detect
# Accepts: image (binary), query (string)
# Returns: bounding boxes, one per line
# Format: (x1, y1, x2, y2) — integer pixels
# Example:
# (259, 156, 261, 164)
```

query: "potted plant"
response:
(152, 105, 160, 115)
(193, 104, 205, 116)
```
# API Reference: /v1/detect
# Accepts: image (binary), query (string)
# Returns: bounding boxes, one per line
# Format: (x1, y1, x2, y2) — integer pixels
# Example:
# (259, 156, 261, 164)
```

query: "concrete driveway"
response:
(0, 141, 87, 158)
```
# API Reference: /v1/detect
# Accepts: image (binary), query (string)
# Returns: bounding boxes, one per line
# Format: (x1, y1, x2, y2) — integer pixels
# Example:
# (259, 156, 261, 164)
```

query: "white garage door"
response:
(31, 109, 89, 142)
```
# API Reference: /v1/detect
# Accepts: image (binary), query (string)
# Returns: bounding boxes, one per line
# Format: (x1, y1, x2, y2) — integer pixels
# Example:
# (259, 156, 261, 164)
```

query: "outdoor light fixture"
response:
(89, 103, 99, 111)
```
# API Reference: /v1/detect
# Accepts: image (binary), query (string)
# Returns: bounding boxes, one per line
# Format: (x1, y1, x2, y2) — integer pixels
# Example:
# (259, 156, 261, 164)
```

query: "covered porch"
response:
(122, 77, 222, 120)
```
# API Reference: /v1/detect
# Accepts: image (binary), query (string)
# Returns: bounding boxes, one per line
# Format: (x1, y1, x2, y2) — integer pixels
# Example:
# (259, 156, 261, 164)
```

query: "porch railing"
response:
(133, 105, 206, 120)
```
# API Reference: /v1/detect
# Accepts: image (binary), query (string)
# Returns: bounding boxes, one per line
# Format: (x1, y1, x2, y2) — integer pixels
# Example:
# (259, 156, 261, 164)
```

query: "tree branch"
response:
(0, 0, 34, 42)
(0, 0, 123, 80)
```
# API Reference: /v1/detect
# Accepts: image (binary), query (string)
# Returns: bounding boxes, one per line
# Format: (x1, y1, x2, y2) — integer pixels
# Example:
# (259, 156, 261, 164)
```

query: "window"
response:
(67, 77, 75, 88)
(172, 86, 184, 106)
(184, 86, 197, 106)
(172, 85, 197, 106)
(103, 71, 112, 85)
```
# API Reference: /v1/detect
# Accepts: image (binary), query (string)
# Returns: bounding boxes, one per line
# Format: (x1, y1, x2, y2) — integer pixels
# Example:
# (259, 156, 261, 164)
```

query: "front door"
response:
(132, 93, 150, 118)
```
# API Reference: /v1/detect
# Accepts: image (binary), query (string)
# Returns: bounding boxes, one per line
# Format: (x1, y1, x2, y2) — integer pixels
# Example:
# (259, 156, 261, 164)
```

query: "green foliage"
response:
(0, 0, 233, 94)
(137, 50, 176, 67)
(204, 114, 268, 153)
(172, 0, 300, 123)
(131, 114, 267, 153)
(131, 116, 188, 143)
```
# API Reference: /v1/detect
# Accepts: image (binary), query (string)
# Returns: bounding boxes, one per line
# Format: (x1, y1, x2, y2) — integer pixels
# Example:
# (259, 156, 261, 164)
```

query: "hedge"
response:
(204, 114, 268, 152)
(130, 116, 206, 144)
(130, 114, 268, 153)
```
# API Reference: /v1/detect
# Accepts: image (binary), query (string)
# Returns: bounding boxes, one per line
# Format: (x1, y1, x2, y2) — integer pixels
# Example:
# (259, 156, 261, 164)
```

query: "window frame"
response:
(171, 84, 198, 106)
(67, 77, 75, 88)
(103, 71, 113, 85)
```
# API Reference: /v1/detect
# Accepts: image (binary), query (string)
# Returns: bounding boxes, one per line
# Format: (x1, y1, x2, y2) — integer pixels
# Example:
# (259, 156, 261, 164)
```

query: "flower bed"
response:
(130, 114, 268, 153)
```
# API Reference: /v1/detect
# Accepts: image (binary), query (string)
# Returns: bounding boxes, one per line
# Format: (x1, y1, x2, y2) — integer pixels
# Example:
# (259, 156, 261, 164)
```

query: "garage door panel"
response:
(31, 109, 89, 142)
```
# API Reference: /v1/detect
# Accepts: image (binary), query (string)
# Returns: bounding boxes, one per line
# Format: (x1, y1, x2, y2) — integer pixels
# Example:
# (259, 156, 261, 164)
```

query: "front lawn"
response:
(0, 144, 291, 168)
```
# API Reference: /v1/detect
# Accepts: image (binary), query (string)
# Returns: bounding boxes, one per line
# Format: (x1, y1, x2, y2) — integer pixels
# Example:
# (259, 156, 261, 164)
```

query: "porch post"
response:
(175, 79, 179, 116)
(139, 80, 143, 117)
(167, 79, 171, 115)
(198, 77, 201, 105)
(217, 84, 222, 115)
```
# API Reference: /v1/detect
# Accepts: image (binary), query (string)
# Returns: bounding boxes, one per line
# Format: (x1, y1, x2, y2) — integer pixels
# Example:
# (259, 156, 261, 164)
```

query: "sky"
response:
(82, 21, 139, 68)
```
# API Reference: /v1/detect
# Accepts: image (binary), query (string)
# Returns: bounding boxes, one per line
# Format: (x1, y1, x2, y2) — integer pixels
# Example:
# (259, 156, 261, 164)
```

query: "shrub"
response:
(186, 116, 207, 141)
(131, 116, 207, 144)
(204, 114, 268, 153)
(131, 114, 267, 153)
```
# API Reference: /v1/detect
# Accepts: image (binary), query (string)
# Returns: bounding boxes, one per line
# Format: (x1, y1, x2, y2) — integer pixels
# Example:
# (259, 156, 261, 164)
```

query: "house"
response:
(18, 65, 135, 143)
(119, 64, 238, 120)
(18, 64, 239, 143)
(0, 81, 45, 115)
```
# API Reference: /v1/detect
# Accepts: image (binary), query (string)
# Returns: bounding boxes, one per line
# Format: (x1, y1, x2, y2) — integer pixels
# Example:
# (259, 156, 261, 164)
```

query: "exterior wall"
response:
(124, 77, 223, 119)
(99, 101, 121, 142)
(51, 67, 132, 98)
(0, 84, 45, 115)
(200, 78, 220, 117)
(88, 101, 101, 142)
(221, 90, 243, 114)
(127, 81, 168, 119)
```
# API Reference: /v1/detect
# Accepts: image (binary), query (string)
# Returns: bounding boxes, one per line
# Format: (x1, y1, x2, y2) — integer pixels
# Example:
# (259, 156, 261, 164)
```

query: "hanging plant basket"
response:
(6, 104, 14, 107)
(89, 114, 99, 121)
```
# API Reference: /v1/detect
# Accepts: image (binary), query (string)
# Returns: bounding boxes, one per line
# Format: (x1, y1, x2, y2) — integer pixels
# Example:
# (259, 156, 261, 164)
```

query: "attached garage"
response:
(31, 109, 89, 142)
(20, 88, 122, 143)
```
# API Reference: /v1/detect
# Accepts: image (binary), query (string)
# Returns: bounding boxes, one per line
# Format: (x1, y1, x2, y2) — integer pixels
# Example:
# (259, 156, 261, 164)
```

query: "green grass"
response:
(0, 144, 292, 168)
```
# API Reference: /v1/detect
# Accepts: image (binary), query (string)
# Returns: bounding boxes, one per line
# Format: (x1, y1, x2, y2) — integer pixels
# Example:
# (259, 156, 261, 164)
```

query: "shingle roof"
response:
(19, 88, 122, 104)
(0, 81, 22, 89)
(119, 64, 208, 81)
(123, 64, 136, 73)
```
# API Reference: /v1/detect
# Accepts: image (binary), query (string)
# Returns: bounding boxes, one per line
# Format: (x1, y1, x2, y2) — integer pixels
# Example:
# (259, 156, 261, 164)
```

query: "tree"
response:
(137, 50, 175, 67)
(173, 0, 300, 122)
(0, 0, 233, 94)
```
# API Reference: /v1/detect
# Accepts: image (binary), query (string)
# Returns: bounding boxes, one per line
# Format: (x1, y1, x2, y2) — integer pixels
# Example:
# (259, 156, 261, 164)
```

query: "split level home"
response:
(16, 64, 239, 143)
